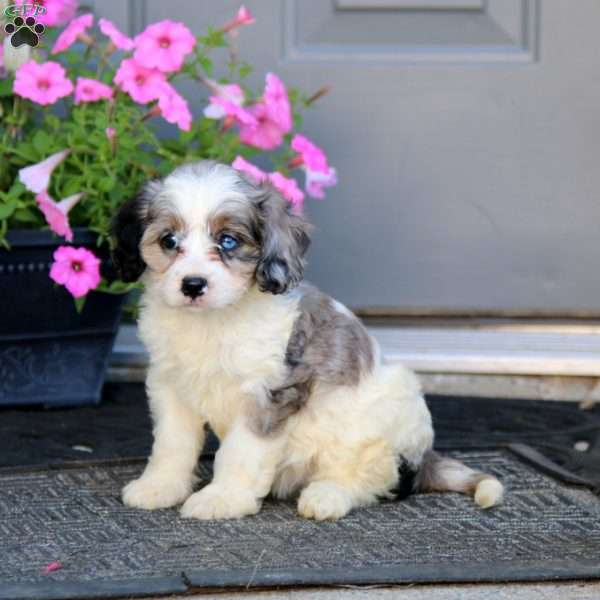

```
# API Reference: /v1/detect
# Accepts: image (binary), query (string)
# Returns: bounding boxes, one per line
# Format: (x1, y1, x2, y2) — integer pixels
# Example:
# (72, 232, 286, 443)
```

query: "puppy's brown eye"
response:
(160, 233, 178, 251)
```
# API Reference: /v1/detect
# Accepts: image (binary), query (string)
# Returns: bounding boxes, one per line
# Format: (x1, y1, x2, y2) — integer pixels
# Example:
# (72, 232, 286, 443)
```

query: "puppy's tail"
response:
(415, 450, 503, 509)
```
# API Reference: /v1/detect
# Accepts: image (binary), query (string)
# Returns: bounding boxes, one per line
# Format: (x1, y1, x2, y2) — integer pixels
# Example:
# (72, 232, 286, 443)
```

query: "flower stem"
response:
(305, 85, 331, 107)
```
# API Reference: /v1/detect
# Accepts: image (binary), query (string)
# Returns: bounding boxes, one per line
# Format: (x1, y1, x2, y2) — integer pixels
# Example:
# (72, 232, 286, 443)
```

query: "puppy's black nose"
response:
(181, 276, 208, 299)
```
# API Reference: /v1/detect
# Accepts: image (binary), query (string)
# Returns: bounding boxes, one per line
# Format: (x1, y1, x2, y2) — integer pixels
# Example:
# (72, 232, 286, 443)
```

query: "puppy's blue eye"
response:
(219, 234, 239, 251)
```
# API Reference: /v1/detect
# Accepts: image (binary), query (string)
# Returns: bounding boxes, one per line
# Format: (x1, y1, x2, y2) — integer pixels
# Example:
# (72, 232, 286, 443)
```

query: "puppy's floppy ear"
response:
(111, 195, 148, 282)
(111, 185, 156, 282)
(255, 188, 312, 295)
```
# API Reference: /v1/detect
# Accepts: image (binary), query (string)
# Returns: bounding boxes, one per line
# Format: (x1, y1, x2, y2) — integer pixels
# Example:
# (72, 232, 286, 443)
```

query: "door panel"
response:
(286, 0, 537, 63)
(94, 1, 600, 313)
(336, 1, 485, 10)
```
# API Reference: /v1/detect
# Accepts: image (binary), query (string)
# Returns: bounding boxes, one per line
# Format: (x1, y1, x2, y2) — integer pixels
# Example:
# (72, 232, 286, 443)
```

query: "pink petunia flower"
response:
(13, 60, 73, 105)
(239, 105, 285, 149)
(232, 156, 267, 184)
(203, 80, 257, 127)
(204, 81, 244, 117)
(50, 246, 101, 299)
(36, 190, 83, 242)
(222, 5, 256, 34)
(211, 97, 257, 127)
(18, 149, 70, 193)
(291, 134, 329, 174)
(74, 77, 113, 104)
(24, 0, 78, 27)
(290, 134, 337, 198)
(239, 73, 292, 150)
(157, 84, 192, 131)
(134, 20, 195, 73)
(51, 13, 93, 54)
(114, 58, 167, 104)
(304, 167, 337, 199)
(263, 72, 292, 133)
(268, 172, 304, 210)
(99, 17, 134, 51)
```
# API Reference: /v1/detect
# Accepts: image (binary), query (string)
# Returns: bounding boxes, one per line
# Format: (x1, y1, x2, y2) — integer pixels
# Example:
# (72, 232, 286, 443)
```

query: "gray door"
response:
(98, 0, 600, 314)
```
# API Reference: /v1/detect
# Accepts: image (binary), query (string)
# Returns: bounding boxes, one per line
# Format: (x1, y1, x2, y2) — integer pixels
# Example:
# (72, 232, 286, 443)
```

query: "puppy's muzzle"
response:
(181, 276, 208, 299)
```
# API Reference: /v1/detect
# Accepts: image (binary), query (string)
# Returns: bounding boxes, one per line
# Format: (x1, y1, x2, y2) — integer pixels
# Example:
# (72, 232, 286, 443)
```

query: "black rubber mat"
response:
(2, 383, 600, 490)
(0, 384, 153, 469)
(1, 449, 599, 599)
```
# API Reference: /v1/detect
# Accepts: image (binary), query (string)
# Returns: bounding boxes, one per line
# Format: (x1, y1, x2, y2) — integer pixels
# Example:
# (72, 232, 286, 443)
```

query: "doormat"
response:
(1, 449, 599, 600)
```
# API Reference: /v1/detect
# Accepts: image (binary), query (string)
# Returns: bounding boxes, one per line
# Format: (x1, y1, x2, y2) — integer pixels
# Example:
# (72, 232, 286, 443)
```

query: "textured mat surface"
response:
(1, 449, 599, 600)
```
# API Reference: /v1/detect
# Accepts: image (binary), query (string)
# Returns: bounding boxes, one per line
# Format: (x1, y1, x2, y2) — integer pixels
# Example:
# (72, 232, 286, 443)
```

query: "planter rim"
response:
(4, 228, 99, 248)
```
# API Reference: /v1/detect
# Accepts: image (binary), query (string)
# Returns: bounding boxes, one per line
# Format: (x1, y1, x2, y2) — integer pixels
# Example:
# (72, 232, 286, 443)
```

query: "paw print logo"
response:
(4, 16, 45, 48)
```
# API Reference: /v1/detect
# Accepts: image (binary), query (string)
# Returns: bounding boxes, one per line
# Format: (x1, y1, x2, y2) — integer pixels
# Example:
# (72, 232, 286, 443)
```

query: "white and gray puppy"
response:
(112, 160, 503, 521)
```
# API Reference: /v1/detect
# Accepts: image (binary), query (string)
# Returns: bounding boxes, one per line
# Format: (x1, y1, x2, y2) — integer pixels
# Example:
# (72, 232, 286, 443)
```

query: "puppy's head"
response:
(112, 161, 311, 309)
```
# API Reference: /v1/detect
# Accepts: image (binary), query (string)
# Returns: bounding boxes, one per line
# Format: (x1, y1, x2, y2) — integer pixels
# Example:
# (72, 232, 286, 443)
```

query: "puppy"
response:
(112, 160, 503, 521)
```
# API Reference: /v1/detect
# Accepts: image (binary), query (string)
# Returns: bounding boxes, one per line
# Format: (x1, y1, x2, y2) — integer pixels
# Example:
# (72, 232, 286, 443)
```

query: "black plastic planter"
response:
(0, 229, 123, 407)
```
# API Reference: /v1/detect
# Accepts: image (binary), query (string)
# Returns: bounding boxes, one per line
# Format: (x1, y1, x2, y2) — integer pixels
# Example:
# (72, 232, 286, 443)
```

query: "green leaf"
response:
(177, 125, 196, 144)
(63, 49, 83, 65)
(12, 207, 40, 224)
(197, 55, 213, 76)
(45, 114, 61, 131)
(74, 295, 87, 314)
(32, 130, 52, 156)
(135, 153, 157, 169)
(7, 180, 25, 198)
(157, 161, 174, 177)
(238, 62, 252, 79)
(97, 279, 141, 295)
(61, 177, 84, 196)
(98, 176, 116, 192)
(13, 142, 37, 162)
(202, 27, 227, 48)
(0, 198, 18, 219)
(0, 77, 14, 98)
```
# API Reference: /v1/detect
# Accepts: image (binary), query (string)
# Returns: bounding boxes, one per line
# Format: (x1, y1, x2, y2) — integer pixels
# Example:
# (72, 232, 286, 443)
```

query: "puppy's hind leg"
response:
(298, 437, 399, 521)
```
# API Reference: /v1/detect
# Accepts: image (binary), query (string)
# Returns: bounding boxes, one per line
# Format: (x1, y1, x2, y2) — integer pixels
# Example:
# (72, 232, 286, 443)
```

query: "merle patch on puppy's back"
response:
(251, 285, 375, 436)
(286, 285, 374, 387)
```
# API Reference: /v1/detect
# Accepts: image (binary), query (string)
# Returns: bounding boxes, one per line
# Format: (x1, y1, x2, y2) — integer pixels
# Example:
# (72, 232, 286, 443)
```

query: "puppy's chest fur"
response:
(139, 287, 299, 435)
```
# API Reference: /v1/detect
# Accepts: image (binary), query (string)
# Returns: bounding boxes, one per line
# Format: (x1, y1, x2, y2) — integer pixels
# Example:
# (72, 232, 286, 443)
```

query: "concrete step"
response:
(110, 324, 600, 402)
(372, 326, 600, 376)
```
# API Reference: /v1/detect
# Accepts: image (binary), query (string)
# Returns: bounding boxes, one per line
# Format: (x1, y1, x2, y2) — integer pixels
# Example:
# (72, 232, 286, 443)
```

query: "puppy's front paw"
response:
(122, 473, 193, 510)
(180, 484, 260, 520)
(298, 481, 353, 521)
